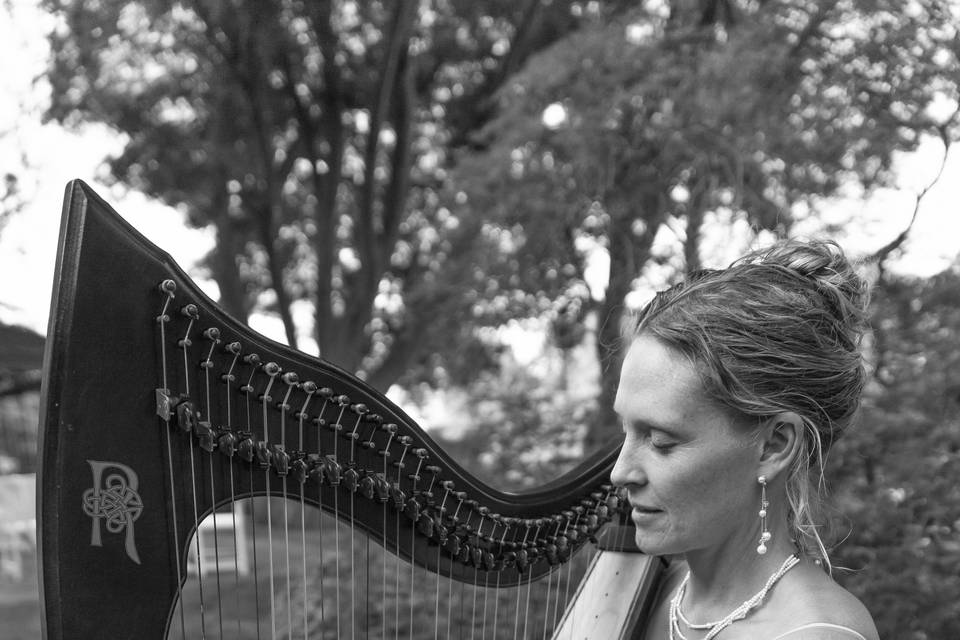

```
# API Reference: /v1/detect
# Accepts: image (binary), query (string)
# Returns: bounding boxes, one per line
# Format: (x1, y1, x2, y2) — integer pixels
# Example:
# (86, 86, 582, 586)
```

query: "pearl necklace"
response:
(668, 554, 799, 640)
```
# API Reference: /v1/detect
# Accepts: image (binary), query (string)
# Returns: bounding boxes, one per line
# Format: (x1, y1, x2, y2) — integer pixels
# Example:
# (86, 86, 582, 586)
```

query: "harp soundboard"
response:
(38, 180, 663, 639)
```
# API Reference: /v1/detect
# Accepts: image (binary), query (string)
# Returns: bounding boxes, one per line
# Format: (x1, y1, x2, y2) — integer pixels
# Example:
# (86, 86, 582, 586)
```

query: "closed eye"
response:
(650, 436, 676, 451)
(622, 420, 678, 452)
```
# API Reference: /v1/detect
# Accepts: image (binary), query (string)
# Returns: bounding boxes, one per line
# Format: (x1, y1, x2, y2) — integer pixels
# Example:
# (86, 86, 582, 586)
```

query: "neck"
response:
(680, 519, 797, 621)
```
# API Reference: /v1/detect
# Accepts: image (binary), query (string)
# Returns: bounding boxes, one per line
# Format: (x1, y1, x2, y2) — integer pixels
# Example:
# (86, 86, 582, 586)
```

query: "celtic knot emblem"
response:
(82, 460, 143, 564)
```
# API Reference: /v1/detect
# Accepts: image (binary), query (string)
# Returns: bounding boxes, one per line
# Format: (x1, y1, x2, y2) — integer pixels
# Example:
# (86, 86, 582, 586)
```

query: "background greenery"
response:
(2, 0, 959, 637)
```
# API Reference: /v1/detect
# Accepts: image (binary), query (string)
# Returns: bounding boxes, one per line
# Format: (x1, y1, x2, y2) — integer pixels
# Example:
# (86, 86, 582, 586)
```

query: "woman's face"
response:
(610, 335, 761, 557)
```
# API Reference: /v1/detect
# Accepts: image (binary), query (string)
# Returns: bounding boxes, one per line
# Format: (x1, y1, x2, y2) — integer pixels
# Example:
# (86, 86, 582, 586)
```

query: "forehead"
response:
(614, 335, 709, 425)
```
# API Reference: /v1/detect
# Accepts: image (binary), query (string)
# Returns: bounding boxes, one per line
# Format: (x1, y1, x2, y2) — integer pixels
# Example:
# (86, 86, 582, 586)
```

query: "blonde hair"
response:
(632, 239, 869, 570)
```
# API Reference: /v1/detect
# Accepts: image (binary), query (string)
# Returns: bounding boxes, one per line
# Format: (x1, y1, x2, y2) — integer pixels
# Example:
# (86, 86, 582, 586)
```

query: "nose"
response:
(610, 443, 646, 488)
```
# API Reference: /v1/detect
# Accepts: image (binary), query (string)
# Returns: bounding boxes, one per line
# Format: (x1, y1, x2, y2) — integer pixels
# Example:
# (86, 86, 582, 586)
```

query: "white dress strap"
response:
(771, 622, 867, 640)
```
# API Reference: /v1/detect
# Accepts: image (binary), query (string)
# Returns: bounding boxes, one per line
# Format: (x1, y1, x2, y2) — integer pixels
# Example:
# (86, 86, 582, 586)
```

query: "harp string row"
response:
(154, 279, 622, 638)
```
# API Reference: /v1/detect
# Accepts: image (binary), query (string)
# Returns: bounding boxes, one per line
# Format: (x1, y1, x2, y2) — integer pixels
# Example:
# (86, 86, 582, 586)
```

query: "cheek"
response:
(659, 450, 753, 520)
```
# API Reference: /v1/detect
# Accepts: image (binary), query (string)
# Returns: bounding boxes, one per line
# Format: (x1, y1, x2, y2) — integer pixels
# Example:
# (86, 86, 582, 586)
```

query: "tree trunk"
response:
(588, 201, 662, 450)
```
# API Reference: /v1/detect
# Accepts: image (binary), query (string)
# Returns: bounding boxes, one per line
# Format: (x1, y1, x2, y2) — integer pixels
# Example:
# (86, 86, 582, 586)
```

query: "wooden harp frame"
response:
(38, 180, 663, 639)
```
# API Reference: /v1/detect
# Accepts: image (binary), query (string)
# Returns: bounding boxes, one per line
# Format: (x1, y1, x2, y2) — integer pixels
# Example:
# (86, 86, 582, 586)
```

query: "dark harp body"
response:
(38, 180, 664, 639)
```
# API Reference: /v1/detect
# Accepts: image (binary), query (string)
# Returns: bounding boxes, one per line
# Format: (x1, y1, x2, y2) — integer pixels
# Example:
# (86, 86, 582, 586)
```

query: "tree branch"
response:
(867, 123, 954, 274)
(356, 0, 417, 277)
(306, 2, 348, 362)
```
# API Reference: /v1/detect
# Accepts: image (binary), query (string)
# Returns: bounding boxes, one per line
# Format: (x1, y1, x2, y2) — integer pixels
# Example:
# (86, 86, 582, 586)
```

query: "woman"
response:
(611, 239, 879, 640)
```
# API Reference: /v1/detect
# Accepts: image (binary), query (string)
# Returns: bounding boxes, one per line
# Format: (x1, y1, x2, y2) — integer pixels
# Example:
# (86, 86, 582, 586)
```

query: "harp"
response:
(38, 180, 664, 639)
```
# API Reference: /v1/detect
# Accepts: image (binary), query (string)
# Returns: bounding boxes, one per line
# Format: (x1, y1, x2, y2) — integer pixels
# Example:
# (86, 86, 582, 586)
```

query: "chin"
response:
(633, 531, 674, 557)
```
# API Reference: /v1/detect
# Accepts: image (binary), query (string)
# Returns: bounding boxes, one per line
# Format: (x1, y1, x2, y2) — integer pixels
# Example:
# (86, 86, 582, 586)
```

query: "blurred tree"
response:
(42, 0, 632, 391)
(42, 0, 959, 444)
(0, 172, 23, 237)
(452, 0, 960, 443)
(830, 263, 960, 639)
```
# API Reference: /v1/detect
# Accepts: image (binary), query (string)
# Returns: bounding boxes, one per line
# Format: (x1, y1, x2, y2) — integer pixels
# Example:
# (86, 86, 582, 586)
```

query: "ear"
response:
(757, 412, 804, 481)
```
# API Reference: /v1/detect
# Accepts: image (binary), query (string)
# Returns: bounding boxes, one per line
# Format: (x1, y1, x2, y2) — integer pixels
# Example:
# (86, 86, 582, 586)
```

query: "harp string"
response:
(156, 286, 619, 640)
(296, 384, 315, 639)
(178, 304, 208, 637)
(278, 373, 296, 640)
(157, 283, 188, 640)
(315, 391, 332, 635)
(260, 365, 280, 640)
(380, 432, 392, 640)
(408, 451, 421, 639)
(393, 436, 411, 640)
(222, 341, 245, 638)
(481, 552, 491, 640)
(242, 354, 264, 639)
(347, 407, 363, 640)
(200, 327, 227, 638)
(511, 521, 530, 640)
(331, 398, 348, 638)
(541, 521, 560, 640)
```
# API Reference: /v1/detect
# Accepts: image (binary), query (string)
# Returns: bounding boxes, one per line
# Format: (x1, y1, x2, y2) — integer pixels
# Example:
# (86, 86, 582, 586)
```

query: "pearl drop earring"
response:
(757, 475, 771, 555)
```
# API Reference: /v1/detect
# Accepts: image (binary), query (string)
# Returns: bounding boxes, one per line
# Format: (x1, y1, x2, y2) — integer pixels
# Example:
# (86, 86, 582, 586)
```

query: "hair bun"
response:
(739, 238, 870, 324)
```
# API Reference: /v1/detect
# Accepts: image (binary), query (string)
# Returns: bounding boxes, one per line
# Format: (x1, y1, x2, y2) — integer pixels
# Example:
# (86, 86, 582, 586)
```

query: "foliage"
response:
(829, 264, 960, 639)
(0, 173, 24, 236)
(452, 0, 960, 443)
(435, 346, 601, 491)
(36, 4, 960, 633)
(43, 1, 960, 413)
(41, 0, 626, 390)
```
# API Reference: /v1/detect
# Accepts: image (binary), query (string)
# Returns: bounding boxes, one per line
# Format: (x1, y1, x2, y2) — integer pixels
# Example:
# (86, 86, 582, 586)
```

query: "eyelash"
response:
(623, 425, 676, 451)
(650, 437, 675, 452)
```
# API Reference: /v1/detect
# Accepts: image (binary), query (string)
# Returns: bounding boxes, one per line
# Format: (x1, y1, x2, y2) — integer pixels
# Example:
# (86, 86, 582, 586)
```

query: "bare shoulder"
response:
(762, 561, 879, 640)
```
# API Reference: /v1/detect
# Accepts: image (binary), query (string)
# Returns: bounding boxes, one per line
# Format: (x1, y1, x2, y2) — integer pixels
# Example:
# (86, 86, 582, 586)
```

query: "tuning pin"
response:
(271, 445, 290, 476)
(321, 455, 342, 486)
(175, 401, 198, 434)
(434, 519, 449, 545)
(373, 474, 391, 503)
(263, 362, 281, 377)
(457, 543, 472, 565)
(359, 473, 376, 500)
(237, 433, 255, 462)
(390, 483, 406, 510)
(515, 549, 529, 573)
(254, 441, 272, 469)
(159, 279, 177, 295)
(545, 543, 559, 565)
(217, 430, 237, 457)
(445, 533, 461, 556)
(343, 467, 360, 492)
(417, 513, 434, 537)
(196, 421, 216, 453)
(291, 454, 309, 484)
(317, 387, 334, 401)
(405, 497, 421, 521)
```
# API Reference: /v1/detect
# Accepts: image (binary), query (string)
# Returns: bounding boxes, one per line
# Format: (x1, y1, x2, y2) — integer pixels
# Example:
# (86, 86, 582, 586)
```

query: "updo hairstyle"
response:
(632, 238, 870, 568)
